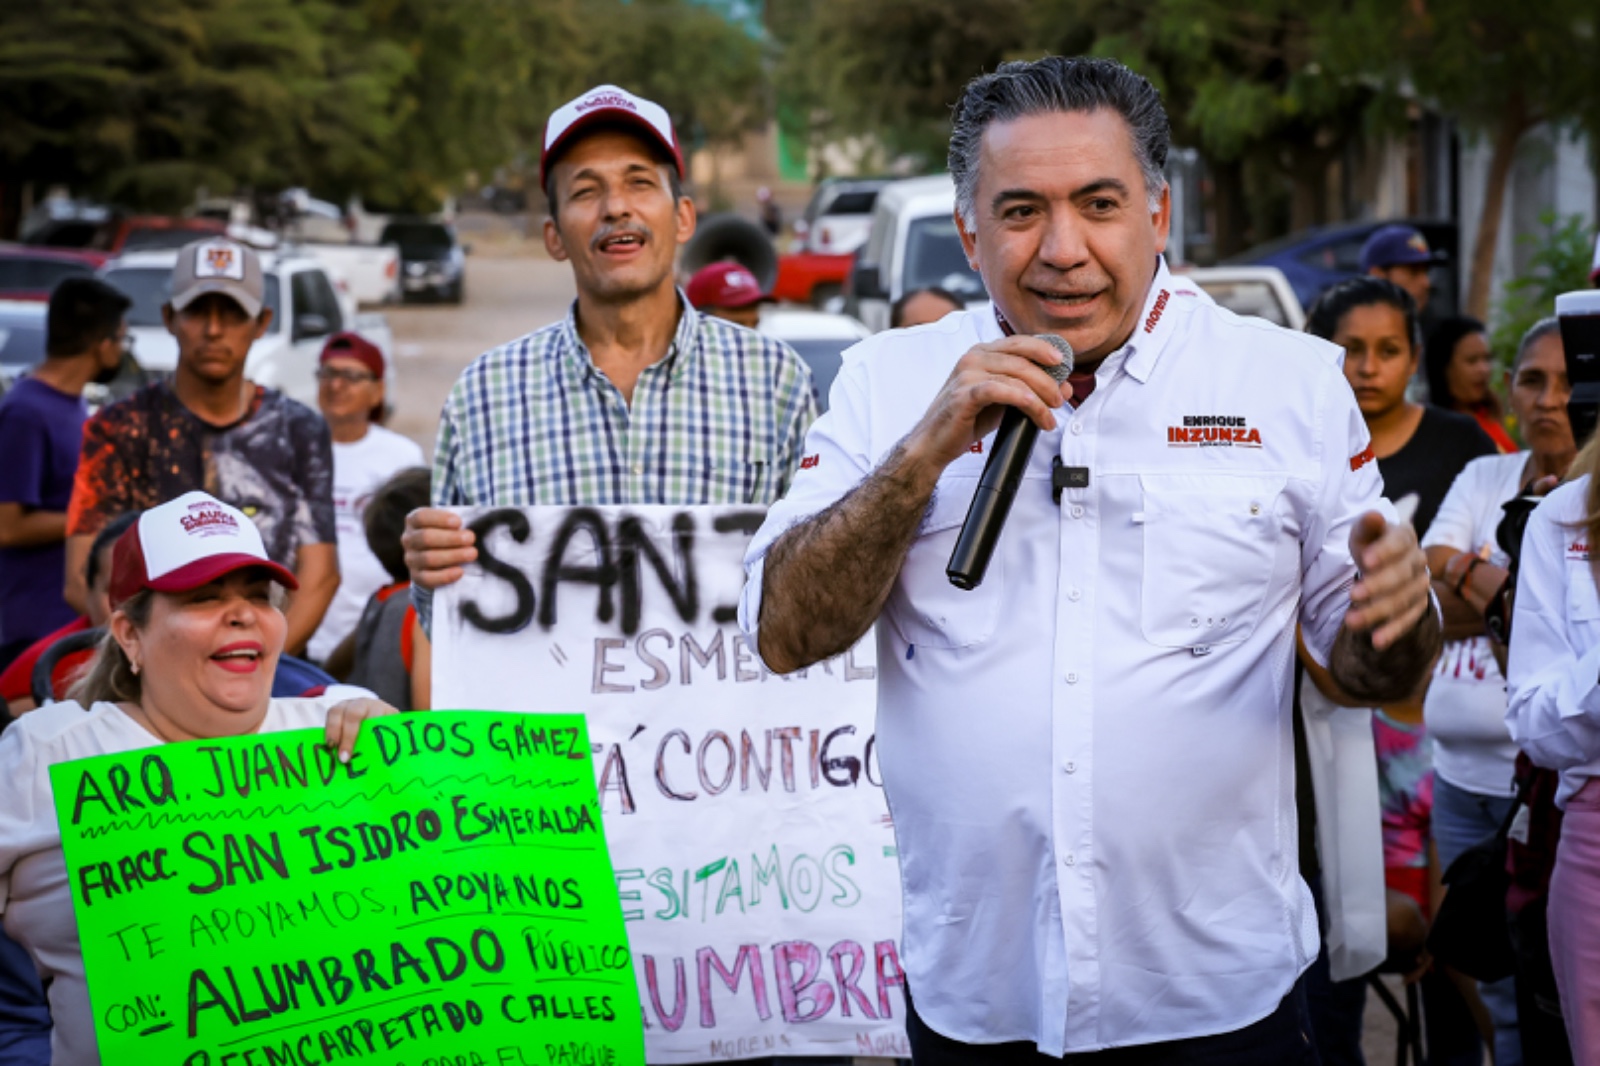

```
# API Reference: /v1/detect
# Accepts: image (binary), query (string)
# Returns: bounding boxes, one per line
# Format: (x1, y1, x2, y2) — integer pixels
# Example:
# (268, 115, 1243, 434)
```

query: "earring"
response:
(130, 660, 141, 676)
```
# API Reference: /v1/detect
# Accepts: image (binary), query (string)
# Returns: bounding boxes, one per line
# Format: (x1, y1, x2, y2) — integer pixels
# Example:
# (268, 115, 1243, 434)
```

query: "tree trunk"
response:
(1465, 95, 1534, 320)
(1210, 157, 1250, 260)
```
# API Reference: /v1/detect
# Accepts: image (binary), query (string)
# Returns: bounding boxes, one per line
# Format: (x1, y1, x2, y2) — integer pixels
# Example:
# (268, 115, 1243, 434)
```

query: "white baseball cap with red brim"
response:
(109, 492, 298, 610)
(539, 84, 684, 187)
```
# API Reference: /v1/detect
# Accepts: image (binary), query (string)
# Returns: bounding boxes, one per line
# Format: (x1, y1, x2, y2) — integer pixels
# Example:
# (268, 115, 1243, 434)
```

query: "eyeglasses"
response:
(316, 367, 378, 385)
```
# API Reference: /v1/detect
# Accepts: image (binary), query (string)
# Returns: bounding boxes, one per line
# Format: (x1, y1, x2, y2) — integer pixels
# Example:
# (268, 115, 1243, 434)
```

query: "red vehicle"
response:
(26, 213, 225, 256)
(0, 244, 107, 301)
(773, 250, 855, 308)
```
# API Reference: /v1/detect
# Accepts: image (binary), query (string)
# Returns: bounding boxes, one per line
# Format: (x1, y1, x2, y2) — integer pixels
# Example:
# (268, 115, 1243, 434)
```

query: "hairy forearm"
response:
(758, 439, 940, 673)
(1327, 605, 1442, 705)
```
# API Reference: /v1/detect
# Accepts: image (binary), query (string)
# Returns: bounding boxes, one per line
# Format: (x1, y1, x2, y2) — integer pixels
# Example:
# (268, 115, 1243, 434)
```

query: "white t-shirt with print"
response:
(0, 696, 364, 1065)
(308, 425, 425, 663)
(1420, 451, 1529, 796)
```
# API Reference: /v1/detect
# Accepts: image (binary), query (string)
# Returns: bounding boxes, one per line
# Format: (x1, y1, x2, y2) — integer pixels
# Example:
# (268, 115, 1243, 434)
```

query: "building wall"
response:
(1457, 124, 1596, 323)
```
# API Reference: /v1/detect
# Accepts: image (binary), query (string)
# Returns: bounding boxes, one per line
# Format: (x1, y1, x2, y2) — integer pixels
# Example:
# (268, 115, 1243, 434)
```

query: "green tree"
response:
(1343, 0, 1600, 318)
(1490, 212, 1594, 365)
(0, 0, 411, 220)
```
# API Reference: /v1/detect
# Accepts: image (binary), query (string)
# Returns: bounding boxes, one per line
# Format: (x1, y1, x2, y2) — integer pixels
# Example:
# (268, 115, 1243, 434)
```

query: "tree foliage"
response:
(0, 0, 768, 220)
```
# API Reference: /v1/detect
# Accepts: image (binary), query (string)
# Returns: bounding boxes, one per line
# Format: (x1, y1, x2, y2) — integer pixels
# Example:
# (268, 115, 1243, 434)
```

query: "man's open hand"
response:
(1345, 511, 1432, 650)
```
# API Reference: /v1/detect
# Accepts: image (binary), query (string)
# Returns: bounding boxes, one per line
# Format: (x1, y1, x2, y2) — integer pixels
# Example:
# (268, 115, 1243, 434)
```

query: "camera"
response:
(1556, 289, 1600, 449)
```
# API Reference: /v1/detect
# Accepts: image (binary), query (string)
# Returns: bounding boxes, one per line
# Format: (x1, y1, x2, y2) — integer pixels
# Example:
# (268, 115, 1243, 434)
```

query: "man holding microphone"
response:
(742, 56, 1440, 1063)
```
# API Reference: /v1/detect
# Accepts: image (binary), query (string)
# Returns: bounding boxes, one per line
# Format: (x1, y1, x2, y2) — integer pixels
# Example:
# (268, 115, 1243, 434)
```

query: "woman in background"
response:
(1427, 315, 1517, 452)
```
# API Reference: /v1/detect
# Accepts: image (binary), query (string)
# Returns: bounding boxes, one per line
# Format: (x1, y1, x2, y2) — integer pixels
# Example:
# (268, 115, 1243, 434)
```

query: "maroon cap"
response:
(109, 492, 298, 610)
(320, 331, 385, 379)
(686, 262, 770, 310)
(540, 85, 684, 187)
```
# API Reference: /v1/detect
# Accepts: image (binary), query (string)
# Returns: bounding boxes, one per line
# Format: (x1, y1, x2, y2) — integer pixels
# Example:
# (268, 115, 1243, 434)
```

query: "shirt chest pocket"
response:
(1566, 565, 1600, 639)
(1134, 473, 1289, 649)
(884, 476, 1002, 649)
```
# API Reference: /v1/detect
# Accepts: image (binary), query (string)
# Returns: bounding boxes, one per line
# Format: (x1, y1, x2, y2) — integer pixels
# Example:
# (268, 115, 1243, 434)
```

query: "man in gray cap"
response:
(62, 238, 339, 656)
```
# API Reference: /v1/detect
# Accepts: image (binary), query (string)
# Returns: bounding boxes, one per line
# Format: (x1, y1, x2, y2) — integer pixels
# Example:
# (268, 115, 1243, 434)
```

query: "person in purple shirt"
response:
(0, 277, 128, 671)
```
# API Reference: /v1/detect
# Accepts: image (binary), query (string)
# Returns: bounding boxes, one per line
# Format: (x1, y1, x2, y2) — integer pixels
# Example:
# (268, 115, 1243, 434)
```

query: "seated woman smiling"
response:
(0, 491, 396, 1066)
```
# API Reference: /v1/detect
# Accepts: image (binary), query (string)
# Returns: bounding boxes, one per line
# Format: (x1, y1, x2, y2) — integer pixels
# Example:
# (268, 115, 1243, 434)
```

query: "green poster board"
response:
(48, 711, 645, 1066)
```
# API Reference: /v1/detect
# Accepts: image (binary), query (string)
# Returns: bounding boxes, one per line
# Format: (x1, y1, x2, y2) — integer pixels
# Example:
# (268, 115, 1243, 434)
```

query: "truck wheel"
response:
(810, 283, 842, 309)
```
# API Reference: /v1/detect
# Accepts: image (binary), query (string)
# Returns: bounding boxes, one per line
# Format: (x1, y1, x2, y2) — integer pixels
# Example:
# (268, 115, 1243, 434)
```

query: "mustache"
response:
(591, 221, 651, 251)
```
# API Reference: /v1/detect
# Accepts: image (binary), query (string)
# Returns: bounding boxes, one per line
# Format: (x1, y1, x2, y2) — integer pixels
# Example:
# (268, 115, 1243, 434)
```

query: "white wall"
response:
(1457, 124, 1596, 325)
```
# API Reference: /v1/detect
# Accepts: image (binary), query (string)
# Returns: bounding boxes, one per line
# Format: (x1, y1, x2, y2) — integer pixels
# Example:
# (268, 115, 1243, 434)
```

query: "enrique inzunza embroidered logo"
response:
(1167, 415, 1263, 448)
(1569, 538, 1591, 561)
(180, 503, 240, 536)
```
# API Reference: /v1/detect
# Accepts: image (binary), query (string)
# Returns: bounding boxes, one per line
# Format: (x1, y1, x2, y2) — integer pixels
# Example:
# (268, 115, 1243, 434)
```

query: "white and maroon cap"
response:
(109, 491, 298, 610)
(540, 84, 684, 187)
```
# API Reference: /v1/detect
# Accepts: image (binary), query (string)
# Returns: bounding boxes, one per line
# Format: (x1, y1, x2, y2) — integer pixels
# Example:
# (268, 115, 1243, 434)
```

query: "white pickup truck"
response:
(303, 241, 401, 307)
(100, 249, 397, 411)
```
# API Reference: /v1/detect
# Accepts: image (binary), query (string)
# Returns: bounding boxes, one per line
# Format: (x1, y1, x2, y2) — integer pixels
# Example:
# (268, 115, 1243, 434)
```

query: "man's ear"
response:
(161, 303, 176, 336)
(543, 215, 569, 262)
(253, 307, 273, 339)
(1150, 184, 1171, 257)
(955, 207, 979, 272)
(674, 190, 697, 248)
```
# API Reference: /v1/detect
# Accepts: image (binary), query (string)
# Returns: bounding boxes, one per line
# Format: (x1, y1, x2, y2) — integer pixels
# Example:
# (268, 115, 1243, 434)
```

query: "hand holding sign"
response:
(51, 712, 645, 1066)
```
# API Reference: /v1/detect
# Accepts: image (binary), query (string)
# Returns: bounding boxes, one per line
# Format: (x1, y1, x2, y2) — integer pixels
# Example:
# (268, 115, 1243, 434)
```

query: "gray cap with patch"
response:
(169, 238, 264, 318)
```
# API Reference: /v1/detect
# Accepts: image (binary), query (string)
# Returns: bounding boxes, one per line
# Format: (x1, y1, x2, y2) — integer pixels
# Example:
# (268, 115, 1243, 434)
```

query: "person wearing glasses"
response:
(0, 278, 130, 673)
(306, 333, 423, 666)
(62, 238, 339, 658)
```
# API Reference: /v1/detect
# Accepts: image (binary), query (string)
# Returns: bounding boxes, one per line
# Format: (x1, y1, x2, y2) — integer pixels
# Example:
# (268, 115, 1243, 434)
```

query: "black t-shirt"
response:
(1376, 406, 1498, 538)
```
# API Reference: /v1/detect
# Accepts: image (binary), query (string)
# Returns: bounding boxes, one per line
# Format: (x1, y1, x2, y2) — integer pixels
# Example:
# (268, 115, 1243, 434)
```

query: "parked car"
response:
(1182, 266, 1305, 331)
(26, 212, 227, 256)
(847, 175, 988, 333)
(302, 242, 401, 306)
(380, 219, 466, 303)
(0, 298, 149, 410)
(1223, 219, 1459, 317)
(99, 249, 395, 409)
(0, 245, 105, 301)
(0, 300, 47, 395)
(794, 178, 891, 257)
(757, 309, 871, 413)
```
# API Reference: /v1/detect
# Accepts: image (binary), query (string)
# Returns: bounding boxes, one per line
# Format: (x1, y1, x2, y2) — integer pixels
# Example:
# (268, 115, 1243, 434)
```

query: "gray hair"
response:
(1514, 316, 1563, 374)
(949, 56, 1170, 229)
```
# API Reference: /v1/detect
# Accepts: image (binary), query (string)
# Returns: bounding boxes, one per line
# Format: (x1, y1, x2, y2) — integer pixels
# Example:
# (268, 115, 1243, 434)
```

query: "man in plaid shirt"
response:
(403, 84, 817, 631)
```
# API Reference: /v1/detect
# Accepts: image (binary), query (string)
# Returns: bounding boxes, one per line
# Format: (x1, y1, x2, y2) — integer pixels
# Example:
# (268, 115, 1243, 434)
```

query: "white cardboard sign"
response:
(433, 505, 908, 1061)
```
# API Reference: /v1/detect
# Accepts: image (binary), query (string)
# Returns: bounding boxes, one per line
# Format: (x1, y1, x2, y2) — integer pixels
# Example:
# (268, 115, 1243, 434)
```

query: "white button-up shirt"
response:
(739, 262, 1390, 1054)
(1507, 475, 1600, 807)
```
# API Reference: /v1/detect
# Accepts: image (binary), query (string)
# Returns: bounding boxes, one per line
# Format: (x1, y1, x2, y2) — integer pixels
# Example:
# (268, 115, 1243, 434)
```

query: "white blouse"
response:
(0, 696, 352, 1065)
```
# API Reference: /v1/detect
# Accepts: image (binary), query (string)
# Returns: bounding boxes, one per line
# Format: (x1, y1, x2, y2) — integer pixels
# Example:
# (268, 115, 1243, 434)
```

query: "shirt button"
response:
(1068, 587, 1082, 602)
(1070, 422, 1084, 436)
(1063, 854, 1076, 866)
(1065, 672, 1079, 684)
(631, 463, 643, 475)
(1190, 617, 1200, 628)
(1064, 761, 1077, 774)
(1071, 505, 1085, 518)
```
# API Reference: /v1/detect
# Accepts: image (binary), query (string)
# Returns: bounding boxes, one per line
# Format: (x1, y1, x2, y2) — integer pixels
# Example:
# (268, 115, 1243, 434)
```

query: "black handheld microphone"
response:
(947, 335, 1074, 590)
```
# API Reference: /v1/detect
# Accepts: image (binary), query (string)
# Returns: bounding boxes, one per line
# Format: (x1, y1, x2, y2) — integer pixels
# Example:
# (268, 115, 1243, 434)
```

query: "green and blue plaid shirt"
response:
(432, 298, 816, 507)
(419, 297, 817, 630)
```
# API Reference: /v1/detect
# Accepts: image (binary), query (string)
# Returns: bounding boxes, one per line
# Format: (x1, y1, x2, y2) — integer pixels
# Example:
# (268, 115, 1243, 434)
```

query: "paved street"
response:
(386, 245, 574, 458)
